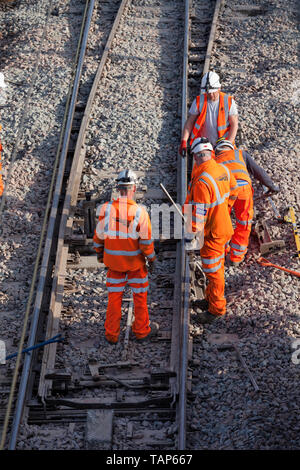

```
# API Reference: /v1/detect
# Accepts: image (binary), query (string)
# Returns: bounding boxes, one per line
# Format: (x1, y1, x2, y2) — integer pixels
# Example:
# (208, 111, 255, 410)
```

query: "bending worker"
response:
(179, 71, 238, 157)
(93, 169, 159, 344)
(214, 139, 279, 266)
(0, 72, 7, 197)
(183, 137, 238, 324)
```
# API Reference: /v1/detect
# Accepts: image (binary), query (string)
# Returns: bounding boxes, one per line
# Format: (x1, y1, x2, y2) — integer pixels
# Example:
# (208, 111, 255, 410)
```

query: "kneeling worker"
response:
(183, 137, 238, 324)
(93, 170, 158, 344)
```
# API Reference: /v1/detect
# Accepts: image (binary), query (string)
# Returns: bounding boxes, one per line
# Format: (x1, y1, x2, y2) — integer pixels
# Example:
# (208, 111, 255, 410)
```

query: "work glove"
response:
(267, 183, 280, 194)
(179, 139, 187, 158)
(184, 232, 196, 243)
(147, 260, 155, 274)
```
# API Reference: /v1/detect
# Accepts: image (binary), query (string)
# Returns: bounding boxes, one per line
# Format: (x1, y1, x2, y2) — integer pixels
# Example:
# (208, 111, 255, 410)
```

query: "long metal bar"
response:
(38, 0, 130, 400)
(177, 0, 190, 451)
(6, 0, 96, 450)
(203, 0, 223, 75)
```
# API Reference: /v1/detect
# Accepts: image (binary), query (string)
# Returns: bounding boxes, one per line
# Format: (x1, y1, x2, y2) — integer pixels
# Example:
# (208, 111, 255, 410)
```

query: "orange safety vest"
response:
(93, 197, 155, 272)
(190, 92, 233, 145)
(184, 159, 237, 238)
(215, 149, 252, 187)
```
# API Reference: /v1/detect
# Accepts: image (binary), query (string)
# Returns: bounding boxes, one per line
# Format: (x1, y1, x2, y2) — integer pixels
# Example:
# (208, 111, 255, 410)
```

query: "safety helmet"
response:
(191, 137, 213, 154)
(214, 139, 234, 151)
(201, 71, 221, 93)
(116, 169, 137, 186)
(0, 73, 7, 89)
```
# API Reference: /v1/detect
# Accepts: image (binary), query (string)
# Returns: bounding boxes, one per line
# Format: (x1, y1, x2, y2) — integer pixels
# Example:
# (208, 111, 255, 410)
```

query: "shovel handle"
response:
(257, 257, 300, 278)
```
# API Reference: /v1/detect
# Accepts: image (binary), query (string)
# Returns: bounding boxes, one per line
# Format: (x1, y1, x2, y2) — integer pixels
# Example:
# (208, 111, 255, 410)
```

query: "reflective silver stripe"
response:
(231, 169, 249, 177)
(107, 277, 127, 284)
(194, 122, 201, 130)
(139, 239, 153, 245)
(147, 252, 155, 259)
(132, 286, 148, 294)
(107, 286, 125, 292)
(201, 253, 224, 265)
(198, 177, 210, 188)
(96, 223, 104, 239)
(93, 242, 102, 248)
(132, 206, 142, 236)
(232, 249, 246, 256)
(236, 180, 249, 187)
(234, 149, 243, 163)
(104, 201, 113, 233)
(217, 95, 230, 131)
(104, 230, 139, 239)
(202, 261, 223, 273)
(129, 277, 148, 284)
(236, 218, 253, 226)
(231, 242, 247, 250)
(104, 248, 142, 256)
(199, 93, 205, 113)
(201, 171, 222, 202)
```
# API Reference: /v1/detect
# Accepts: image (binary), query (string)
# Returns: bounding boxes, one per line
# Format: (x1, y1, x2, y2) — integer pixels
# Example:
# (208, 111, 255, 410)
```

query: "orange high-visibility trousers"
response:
(200, 237, 228, 316)
(105, 265, 151, 343)
(230, 185, 253, 263)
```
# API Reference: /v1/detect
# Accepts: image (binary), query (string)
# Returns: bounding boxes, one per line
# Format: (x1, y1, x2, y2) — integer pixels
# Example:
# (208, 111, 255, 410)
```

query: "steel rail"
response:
(38, 0, 130, 401)
(177, 0, 190, 451)
(177, 0, 224, 450)
(203, 0, 223, 75)
(1, 0, 96, 450)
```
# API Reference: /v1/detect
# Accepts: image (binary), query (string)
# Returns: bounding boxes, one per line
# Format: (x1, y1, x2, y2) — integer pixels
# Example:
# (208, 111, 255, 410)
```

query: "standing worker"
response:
(183, 137, 238, 324)
(0, 72, 7, 197)
(214, 139, 280, 265)
(93, 170, 159, 344)
(179, 71, 238, 157)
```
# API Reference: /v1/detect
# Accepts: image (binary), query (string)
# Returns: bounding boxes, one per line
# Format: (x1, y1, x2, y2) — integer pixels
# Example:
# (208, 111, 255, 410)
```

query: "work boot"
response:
(105, 335, 118, 345)
(191, 298, 209, 311)
(196, 310, 220, 324)
(136, 321, 160, 341)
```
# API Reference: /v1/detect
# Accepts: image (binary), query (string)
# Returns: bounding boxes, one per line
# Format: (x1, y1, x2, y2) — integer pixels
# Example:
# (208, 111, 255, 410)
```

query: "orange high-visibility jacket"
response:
(93, 197, 155, 272)
(215, 149, 252, 188)
(184, 159, 238, 238)
(190, 92, 233, 145)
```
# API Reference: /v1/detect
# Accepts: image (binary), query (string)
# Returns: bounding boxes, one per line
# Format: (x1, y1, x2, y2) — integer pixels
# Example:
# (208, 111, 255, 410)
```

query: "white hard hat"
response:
(201, 71, 221, 93)
(215, 139, 234, 151)
(116, 169, 137, 186)
(0, 73, 7, 89)
(191, 137, 213, 154)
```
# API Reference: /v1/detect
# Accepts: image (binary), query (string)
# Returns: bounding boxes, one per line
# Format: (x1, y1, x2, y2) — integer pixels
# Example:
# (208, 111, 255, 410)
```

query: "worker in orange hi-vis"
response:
(183, 137, 238, 324)
(0, 72, 7, 197)
(93, 169, 159, 344)
(214, 139, 254, 266)
(179, 71, 238, 158)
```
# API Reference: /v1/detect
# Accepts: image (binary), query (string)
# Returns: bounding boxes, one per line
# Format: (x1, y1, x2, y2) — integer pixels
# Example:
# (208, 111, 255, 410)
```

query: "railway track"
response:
(0, 0, 223, 450)
(2, 0, 297, 453)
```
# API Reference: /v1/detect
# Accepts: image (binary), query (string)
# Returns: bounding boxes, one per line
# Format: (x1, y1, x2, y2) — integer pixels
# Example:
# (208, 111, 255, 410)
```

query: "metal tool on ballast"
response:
(257, 256, 300, 278)
(208, 333, 259, 392)
(283, 207, 300, 260)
